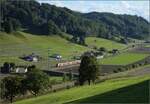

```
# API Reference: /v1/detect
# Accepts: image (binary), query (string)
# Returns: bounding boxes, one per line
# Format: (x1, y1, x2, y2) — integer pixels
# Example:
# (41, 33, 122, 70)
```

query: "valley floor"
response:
(13, 65, 150, 104)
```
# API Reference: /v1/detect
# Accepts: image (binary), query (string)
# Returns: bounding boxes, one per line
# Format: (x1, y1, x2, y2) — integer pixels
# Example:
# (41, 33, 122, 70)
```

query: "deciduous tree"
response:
(79, 55, 99, 85)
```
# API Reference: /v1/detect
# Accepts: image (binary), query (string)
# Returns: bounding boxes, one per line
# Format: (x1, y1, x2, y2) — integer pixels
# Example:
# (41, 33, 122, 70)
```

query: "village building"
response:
(51, 54, 62, 60)
(21, 53, 39, 62)
(14, 66, 28, 73)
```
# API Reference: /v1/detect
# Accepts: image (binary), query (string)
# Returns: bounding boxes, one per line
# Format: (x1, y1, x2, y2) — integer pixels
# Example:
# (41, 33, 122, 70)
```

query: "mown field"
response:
(0, 32, 127, 69)
(14, 75, 150, 104)
(145, 44, 150, 48)
(0, 31, 89, 58)
(100, 52, 149, 65)
(0, 32, 90, 68)
(86, 37, 127, 50)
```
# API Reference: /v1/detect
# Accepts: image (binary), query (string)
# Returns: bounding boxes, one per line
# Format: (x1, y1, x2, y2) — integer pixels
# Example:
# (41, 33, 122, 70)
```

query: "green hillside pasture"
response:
(14, 75, 150, 104)
(145, 44, 150, 48)
(86, 37, 127, 50)
(0, 32, 89, 58)
(70, 79, 149, 103)
(49, 76, 63, 84)
(100, 52, 149, 65)
(0, 32, 90, 68)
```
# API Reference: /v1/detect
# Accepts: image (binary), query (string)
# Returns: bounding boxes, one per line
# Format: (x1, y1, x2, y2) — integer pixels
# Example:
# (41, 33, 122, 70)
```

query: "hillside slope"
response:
(86, 37, 127, 50)
(14, 75, 150, 104)
(83, 12, 150, 39)
(0, 31, 90, 68)
(0, 31, 128, 69)
(1, 0, 149, 40)
(0, 32, 89, 58)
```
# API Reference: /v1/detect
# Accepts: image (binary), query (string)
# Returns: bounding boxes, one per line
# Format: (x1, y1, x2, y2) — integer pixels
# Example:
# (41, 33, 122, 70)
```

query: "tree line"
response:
(0, 54, 100, 103)
(1, 67, 50, 103)
(0, 0, 149, 42)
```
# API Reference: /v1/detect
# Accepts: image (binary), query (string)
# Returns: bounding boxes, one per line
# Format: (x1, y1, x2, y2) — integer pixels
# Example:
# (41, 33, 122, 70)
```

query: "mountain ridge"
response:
(0, 0, 149, 41)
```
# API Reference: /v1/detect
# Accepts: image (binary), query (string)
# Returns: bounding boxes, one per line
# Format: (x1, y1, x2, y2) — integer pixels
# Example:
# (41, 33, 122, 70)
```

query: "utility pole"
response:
(48, 48, 50, 70)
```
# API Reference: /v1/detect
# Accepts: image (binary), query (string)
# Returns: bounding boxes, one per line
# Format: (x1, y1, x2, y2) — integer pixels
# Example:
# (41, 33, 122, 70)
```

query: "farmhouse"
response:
(21, 53, 39, 62)
(96, 55, 104, 59)
(51, 54, 62, 60)
(15, 66, 28, 73)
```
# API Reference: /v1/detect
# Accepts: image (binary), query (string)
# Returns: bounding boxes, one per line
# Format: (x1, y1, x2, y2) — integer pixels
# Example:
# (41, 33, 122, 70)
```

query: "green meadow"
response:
(86, 37, 127, 50)
(0, 31, 89, 59)
(145, 45, 150, 48)
(100, 52, 149, 65)
(0, 32, 128, 68)
(14, 75, 150, 104)
(0, 32, 90, 68)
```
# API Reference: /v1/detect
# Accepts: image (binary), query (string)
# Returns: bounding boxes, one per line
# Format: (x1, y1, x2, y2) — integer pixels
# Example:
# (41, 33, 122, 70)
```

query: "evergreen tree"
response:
(4, 20, 13, 33)
(47, 20, 61, 35)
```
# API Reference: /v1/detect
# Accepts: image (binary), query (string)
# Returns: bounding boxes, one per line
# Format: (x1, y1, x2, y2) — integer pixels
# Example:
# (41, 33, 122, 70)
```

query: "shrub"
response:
(113, 70, 118, 73)
(117, 68, 123, 72)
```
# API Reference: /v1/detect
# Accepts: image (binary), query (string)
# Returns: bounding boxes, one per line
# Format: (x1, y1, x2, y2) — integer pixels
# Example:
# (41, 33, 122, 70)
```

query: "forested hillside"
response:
(0, 0, 149, 41)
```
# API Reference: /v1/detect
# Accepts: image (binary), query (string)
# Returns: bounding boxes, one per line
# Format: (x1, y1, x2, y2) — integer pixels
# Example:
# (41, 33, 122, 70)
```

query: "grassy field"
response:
(0, 32, 129, 69)
(100, 52, 149, 65)
(145, 44, 150, 48)
(49, 76, 63, 84)
(0, 31, 89, 58)
(14, 75, 150, 104)
(86, 37, 127, 50)
(0, 32, 90, 68)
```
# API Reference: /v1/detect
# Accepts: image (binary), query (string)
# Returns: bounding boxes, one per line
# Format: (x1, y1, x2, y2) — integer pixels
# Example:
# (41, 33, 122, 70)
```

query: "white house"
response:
(15, 67, 28, 73)
(96, 55, 104, 59)
(32, 57, 38, 62)
(51, 54, 62, 60)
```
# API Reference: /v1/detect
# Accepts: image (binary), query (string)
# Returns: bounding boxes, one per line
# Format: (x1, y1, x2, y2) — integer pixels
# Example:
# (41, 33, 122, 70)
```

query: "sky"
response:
(37, 0, 149, 21)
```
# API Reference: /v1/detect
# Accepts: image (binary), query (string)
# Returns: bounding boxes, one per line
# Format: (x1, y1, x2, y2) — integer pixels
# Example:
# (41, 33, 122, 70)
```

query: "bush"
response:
(66, 85, 70, 89)
(113, 70, 118, 73)
(117, 68, 123, 72)
(139, 63, 142, 66)
(132, 64, 136, 68)
(144, 61, 148, 65)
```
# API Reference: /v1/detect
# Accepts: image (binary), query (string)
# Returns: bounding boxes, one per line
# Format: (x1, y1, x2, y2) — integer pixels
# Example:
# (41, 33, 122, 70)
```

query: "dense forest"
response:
(0, 0, 149, 43)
